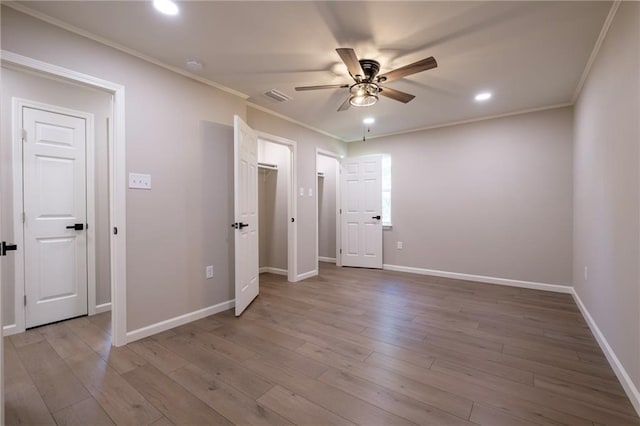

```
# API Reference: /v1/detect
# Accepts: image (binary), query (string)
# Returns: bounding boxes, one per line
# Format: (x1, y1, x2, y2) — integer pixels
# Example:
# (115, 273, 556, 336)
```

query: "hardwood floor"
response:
(5, 263, 640, 425)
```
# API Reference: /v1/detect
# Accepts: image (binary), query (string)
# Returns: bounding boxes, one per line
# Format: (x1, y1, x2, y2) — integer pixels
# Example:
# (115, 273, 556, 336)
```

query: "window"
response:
(382, 155, 392, 226)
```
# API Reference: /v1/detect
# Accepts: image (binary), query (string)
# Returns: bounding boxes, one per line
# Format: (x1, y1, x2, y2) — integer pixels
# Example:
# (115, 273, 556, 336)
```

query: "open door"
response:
(233, 115, 259, 316)
(341, 155, 383, 268)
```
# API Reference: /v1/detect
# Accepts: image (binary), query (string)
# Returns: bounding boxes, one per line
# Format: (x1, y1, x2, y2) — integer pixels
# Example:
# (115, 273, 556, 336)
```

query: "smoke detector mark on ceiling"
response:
(264, 89, 293, 103)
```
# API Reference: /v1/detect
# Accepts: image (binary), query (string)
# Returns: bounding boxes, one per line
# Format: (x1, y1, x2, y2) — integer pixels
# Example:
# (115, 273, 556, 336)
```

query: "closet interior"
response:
(317, 154, 338, 264)
(258, 139, 290, 276)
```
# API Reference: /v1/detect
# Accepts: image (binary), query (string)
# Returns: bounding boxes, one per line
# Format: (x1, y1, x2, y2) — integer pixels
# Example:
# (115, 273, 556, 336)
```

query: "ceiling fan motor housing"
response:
(358, 59, 380, 82)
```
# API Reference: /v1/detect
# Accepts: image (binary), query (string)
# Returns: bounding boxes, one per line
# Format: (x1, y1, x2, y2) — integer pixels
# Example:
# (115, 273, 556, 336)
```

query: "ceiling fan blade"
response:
(379, 86, 416, 103)
(336, 48, 365, 79)
(337, 95, 352, 112)
(295, 84, 350, 91)
(378, 56, 437, 83)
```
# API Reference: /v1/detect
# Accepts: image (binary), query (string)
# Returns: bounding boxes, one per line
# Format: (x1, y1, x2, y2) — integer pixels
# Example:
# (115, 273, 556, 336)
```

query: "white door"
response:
(233, 115, 259, 316)
(341, 155, 383, 268)
(23, 107, 88, 328)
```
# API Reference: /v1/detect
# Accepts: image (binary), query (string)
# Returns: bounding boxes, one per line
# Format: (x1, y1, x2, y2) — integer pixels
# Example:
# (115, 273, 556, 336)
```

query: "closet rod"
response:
(258, 162, 278, 170)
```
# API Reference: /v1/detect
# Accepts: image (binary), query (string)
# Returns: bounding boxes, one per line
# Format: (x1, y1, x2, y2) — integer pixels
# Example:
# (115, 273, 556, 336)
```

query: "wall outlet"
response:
(584, 266, 588, 281)
(129, 173, 151, 189)
(299, 187, 304, 196)
(206, 265, 214, 279)
(397, 241, 403, 250)
(308, 188, 313, 197)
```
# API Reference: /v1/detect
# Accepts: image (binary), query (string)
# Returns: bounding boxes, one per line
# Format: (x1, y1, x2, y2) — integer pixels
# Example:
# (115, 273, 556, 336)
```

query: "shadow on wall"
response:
(200, 121, 235, 300)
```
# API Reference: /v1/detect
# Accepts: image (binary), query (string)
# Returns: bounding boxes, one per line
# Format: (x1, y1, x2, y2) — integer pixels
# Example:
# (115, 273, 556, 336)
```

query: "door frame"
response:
(13, 99, 97, 329)
(1, 50, 128, 347)
(315, 148, 342, 270)
(256, 131, 298, 282)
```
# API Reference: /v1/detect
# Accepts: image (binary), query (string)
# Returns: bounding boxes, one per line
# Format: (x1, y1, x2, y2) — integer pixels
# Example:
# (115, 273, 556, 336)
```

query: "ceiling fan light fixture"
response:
(350, 82, 379, 107)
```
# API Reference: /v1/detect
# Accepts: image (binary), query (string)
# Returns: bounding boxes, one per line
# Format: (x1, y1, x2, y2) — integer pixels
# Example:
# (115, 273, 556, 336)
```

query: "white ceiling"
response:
(16, 1, 612, 141)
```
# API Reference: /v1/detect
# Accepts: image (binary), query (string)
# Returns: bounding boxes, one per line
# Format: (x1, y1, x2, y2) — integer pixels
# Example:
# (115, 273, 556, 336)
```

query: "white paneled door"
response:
(23, 106, 88, 328)
(341, 155, 383, 268)
(233, 115, 259, 316)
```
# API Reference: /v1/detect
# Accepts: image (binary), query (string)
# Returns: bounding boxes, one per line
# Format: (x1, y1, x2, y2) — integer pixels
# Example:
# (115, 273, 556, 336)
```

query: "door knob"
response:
(66, 223, 84, 231)
(1, 242, 17, 256)
(371, 215, 381, 220)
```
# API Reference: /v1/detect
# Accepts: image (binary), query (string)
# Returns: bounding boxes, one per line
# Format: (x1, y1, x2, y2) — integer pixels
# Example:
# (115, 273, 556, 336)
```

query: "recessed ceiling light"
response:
(475, 92, 492, 102)
(153, 0, 179, 16)
(363, 117, 375, 125)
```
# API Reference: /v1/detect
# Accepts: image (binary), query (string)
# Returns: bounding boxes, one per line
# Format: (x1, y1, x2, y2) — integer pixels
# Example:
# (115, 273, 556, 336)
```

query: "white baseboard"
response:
(571, 289, 640, 416)
(2, 324, 19, 336)
(126, 299, 235, 344)
(95, 303, 112, 314)
(296, 269, 318, 281)
(318, 256, 336, 263)
(259, 267, 288, 276)
(382, 264, 572, 294)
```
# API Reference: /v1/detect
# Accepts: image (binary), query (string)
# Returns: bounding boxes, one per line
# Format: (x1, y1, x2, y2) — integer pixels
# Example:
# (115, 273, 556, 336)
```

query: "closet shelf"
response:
(258, 162, 278, 170)
(317, 172, 325, 178)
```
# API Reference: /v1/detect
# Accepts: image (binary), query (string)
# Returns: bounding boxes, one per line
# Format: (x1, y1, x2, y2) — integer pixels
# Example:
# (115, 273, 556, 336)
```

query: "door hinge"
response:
(21, 128, 27, 142)
(339, 209, 342, 214)
(24, 295, 27, 306)
(22, 212, 26, 223)
(340, 249, 342, 254)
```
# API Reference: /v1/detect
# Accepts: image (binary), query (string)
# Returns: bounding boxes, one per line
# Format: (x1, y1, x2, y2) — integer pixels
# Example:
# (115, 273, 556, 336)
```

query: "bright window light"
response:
(363, 117, 375, 125)
(475, 92, 492, 102)
(382, 155, 392, 226)
(153, 0, 179, 15)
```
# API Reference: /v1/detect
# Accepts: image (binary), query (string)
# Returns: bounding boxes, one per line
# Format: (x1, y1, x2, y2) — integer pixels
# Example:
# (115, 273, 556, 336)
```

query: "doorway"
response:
(316, 149, 341, 271)
(257, 133, 297, 283)
(1, 54, 126, 346)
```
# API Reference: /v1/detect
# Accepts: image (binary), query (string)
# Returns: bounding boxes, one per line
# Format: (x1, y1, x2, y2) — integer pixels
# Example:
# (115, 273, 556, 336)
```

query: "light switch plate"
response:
(206, 265, 214, 279)
(308, 188, 313, 197)
(129, 173, 151, 189)
(299, 187, 304, 196)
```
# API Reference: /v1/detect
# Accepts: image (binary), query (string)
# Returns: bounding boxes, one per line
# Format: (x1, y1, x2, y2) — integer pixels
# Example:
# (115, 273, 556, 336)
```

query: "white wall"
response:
(573, 1, 640, 394)
(258, 140, 290, 271)
(0, 67, 112, 326)
(348, 107, 574, 286)
(317, 154, 337, 260)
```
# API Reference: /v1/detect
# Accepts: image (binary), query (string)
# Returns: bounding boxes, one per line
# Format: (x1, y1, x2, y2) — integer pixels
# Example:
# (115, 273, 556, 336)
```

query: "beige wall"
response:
(573, 2, 640, 390)
(247, 107, 346, 275)
(317, 154, 337, 260)
(0, 67, 112, 326)
(1, 7, 247, 331)
(348, 107, 574, 286)
(258, 140, 290, 271)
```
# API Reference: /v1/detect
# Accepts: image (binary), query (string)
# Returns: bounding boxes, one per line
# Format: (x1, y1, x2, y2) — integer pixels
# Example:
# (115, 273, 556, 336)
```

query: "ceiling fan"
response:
(295, 48, 438, 111)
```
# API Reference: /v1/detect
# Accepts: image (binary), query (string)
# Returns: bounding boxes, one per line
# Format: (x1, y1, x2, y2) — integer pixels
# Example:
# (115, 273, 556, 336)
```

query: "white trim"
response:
(3, 2, 249, 101)
(296, 269, 318, 282)
(256, 131, 298, 283)
(95, 303, 112, 314)
(344, 103, 572, 143)
(382, 264, 572, 294)
(318, 257, 336, 264)
(571, 289, 640, 416)
(571, 1, 621, 103)
(315, 148, 342, 269)
(2, 324, 19, 337)
(259, 267, 288, 276)
(11, 98, 96, 330)
(2, 51, 128, 347)
(126, 300, 235, 344)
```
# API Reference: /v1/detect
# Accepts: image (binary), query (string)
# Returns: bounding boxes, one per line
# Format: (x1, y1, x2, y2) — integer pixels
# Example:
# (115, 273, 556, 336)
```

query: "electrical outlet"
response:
(299, 187, 304, 196)
(308, 188, 313, 197)
(206, 265, 214, 279)
(129, 173, 151, 190)
(397, 241, 403, 250)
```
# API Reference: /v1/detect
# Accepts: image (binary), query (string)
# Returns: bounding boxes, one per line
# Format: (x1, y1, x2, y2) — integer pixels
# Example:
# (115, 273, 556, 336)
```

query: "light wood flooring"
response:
(5, 263, 640, 425)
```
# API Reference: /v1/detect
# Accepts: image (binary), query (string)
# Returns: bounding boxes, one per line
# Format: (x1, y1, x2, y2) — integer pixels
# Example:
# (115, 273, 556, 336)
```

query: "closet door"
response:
(233, 115, 259, 316)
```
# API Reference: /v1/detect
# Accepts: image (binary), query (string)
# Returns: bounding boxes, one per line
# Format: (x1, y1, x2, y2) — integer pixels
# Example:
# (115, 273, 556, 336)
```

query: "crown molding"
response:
(345, 102, 572, 143)
(571, 1, 621, 103)
(3, 1, 250, 100)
